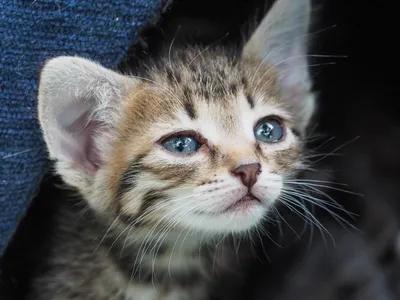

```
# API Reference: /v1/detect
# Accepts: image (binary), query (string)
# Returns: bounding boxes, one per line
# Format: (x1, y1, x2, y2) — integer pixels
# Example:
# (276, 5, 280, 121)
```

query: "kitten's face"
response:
(108, 52, 304, 234)
(38, 0, 313, 237)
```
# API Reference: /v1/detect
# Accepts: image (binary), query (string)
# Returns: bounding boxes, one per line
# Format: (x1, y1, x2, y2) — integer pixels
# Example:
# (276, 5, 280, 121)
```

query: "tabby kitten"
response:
(31, 0, 315, 298)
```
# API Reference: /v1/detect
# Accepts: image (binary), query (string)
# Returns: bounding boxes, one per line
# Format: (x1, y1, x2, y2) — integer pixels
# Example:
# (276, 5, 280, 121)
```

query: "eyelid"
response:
(254, 115, 285, 128)
(157, 130, 205, 145)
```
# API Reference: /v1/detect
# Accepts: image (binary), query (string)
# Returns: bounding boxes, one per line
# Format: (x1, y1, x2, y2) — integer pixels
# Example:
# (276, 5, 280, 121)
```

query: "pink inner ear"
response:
(56, 109, 103, 174)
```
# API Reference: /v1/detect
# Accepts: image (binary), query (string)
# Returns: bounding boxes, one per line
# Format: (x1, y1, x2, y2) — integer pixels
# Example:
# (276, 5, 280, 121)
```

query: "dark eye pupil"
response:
(259, 123, 273, 138)
(174, 138, 189, 152)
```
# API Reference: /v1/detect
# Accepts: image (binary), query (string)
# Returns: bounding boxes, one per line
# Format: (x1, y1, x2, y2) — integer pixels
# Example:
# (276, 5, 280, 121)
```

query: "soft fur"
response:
(31, 0, 315, 298)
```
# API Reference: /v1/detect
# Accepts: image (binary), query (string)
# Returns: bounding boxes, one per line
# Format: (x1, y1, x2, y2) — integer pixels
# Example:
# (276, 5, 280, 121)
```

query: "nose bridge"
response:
(224, 138, 262, 188)
(217, 129, 259, 172)
(228, 148, 259, 168)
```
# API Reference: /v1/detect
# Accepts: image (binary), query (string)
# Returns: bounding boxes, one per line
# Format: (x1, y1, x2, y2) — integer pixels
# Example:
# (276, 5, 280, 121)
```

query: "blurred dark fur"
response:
(1, 0, 400, 299)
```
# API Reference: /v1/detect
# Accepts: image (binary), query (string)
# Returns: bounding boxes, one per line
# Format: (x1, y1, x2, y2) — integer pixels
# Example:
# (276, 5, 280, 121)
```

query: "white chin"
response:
(178, 204, 267, 235)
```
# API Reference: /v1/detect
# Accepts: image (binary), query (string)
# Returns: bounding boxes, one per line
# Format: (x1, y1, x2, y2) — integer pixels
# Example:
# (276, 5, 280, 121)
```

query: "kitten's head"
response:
(38, 0, 314, 236)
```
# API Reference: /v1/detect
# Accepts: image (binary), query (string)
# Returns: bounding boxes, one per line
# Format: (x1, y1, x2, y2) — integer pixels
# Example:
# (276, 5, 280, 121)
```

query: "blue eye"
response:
(254, 118, 284, 143)
(162, 136, 200, 154)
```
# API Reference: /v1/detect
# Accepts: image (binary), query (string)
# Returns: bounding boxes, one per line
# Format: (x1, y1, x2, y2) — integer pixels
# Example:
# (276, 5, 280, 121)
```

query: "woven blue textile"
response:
(0, 0, 165, 256)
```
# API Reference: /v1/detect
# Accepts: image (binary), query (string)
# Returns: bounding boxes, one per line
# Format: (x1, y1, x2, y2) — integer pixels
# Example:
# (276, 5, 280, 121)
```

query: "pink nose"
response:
(231, 163, 261, 188)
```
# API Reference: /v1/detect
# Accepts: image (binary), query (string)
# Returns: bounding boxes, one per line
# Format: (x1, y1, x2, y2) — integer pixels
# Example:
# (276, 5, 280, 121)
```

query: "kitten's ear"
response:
(243, 0, 314, 131)
(38, 56, 137, 188)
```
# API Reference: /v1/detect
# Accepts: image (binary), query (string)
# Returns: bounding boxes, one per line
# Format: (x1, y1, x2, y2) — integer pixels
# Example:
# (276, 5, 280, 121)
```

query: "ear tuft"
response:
(38, 56, 137, 187)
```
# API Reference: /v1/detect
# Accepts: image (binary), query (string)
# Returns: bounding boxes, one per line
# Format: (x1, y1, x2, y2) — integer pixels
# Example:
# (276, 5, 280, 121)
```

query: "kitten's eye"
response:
(162, 136, 200, 154)
(254, 118, 284, 143)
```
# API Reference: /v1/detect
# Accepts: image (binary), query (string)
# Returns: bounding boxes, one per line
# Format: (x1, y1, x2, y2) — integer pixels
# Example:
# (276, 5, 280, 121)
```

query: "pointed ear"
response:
(243, 0, 314, 131)
(38, 56, 138, 188)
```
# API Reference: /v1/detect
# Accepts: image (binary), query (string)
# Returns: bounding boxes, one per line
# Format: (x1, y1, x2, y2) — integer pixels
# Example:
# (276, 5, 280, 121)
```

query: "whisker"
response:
(284, 181, 364, 197)
(258, 215, 283, 248)
(302, 152, 343, 159)
(167, 202, 207, 276)
(188, 33, 230, 66)
(309, 136, 361, 165)
(131, 202, 193, 281)
(273, 202, 303, 240)
(249, 24, 340, 88)
(132, 197, 205, 281)
(258, 61, 336, 92)
(129, 75, 182, 104)
(168, 26, 180, 67)
(284, 186, 358, 222)
(309, 136, 336, 151)
(284, 178, 347, 186)
(93, 214, 120, 254)
(270, 205, 284, 238)
(279, 195, 334, 245)
(278, 196, 314, 235)
(255, 225, 273, 261)
(281, 189, 358, 232)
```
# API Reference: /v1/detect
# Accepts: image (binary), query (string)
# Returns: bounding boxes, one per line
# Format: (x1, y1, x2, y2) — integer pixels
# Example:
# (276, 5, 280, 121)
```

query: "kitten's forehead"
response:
(152, 47, 281, 101)
(150, 48, 242, 101)
(124, 47, 287, 134)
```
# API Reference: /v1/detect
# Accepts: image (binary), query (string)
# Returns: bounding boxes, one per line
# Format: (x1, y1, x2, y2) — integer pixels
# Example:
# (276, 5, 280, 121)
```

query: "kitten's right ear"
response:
(242, 0, 314, 132)
(38, 56, 138, 189)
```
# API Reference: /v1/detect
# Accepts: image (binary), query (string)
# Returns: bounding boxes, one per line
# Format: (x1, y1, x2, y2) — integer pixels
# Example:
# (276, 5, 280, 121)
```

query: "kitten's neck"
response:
(102, 222, 213, 284)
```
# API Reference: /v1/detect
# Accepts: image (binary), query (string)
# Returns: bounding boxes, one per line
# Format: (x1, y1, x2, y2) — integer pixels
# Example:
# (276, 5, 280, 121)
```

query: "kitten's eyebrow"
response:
(246, 95, 255, 109)
(183, 100, 197, 119)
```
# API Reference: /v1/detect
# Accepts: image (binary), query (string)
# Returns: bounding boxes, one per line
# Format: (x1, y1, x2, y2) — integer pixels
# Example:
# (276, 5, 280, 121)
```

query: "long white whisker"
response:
(258, 61, 336, 92)
(132, 196, 205, 281)
(309, 136, 361, 165)
(278, 196, 313, 237)
(280, 195, 334, 245)
(281, 189, 358, 232)
(93, 214, 120, 253)
(284, 181, 364, 197)
(131, 201, 194, 282)
(188, 33, 230, 66)
(284, 178, 347, 185)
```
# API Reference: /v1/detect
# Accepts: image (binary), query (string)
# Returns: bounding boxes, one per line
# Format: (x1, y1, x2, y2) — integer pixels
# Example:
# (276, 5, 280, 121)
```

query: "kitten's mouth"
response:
(223, 193, 261, 213)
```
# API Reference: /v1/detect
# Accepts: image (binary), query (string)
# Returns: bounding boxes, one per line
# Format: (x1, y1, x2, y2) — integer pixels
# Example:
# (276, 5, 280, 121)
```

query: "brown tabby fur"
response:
(29, 0, 314, 298)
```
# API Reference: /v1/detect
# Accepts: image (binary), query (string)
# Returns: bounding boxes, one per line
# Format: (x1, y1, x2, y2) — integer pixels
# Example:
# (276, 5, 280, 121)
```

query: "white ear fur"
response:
(38, 56, 137, 188)
(243, 0, 314, 131)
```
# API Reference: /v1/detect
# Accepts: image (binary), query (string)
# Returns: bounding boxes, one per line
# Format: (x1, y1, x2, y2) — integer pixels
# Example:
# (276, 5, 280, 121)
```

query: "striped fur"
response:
(33, 0, 315, 298)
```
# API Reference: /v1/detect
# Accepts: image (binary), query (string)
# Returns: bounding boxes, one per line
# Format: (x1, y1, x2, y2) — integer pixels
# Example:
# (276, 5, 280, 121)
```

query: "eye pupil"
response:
(259, 123, 273, 138)
(174, 138, 185, 151)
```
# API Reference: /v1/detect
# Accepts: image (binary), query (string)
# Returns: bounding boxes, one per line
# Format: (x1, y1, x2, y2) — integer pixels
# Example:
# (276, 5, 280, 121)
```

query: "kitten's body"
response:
(28, 196, 210, 300)
(29, 0, 315, 298)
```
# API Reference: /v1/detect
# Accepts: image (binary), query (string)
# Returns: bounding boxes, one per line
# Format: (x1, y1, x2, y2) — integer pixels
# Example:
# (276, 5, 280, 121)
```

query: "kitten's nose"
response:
(231, 163, 261, 188)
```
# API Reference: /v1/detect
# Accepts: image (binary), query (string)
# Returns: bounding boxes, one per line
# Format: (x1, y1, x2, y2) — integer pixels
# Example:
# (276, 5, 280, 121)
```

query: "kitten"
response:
(29, 0, 315, 299)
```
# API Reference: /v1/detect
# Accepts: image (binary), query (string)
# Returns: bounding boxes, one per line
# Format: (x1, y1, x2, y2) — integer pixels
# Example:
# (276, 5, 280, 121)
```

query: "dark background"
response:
(1, 0, 399, 299)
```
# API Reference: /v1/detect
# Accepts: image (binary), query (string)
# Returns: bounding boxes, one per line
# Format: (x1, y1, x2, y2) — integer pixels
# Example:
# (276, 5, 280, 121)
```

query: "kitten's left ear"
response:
(243, 0, 314, 131)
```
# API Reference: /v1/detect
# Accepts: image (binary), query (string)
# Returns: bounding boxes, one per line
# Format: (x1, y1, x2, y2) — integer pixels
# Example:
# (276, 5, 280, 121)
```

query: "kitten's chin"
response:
(178, 203, 267, 235)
